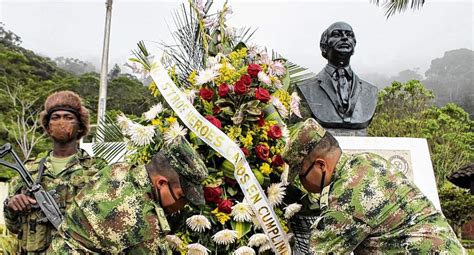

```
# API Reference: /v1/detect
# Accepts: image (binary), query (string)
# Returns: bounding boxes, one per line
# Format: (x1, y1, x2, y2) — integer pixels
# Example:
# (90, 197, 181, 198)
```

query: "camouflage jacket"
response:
(4, 149, 103, 253)
(310, 152, 465, 254)
(47, 163, 172, 254)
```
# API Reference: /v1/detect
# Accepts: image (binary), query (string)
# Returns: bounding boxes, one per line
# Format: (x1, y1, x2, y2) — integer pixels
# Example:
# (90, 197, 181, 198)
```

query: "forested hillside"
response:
(0, 25, 157, 179)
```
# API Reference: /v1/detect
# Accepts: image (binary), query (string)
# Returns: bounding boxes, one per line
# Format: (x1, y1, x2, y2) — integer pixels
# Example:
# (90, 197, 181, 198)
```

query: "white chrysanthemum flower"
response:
(248, 233, 269, 247)
(165, 235, 183, 251)
(251, 215, 262, 230)
(128, 123, 155, 146)
(163, 122, 188, 145)
(271, 97, 289, 118)
(212, 229, 238, 246)
(207, 53, 224, 71)
(258, 241, 272, 253)
(284, 203, 302, 219)
(233, 246, 255, 255)
(257, 71, 271, 85)
(280, 163, 289, 185)
(186, 243, 209, 255)
(290, 92, 302, 118)
(196, 68, 218, 85)
(266, 182, 286, 206)
(186, 215, 211, 232)
(143, 103, 163, 121)
(116, 113, 133, 133)
(270, 60, 286, 77)
(231, 202, 253, 222)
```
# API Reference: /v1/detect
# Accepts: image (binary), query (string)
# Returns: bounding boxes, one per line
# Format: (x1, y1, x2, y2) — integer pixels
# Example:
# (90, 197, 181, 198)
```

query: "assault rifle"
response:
(0, 143, 63, 229)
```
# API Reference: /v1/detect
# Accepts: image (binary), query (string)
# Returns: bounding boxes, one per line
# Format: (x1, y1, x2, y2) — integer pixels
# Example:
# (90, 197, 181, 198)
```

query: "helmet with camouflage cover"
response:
(161, 136, 208, 206)
(283, 118, 327, 183)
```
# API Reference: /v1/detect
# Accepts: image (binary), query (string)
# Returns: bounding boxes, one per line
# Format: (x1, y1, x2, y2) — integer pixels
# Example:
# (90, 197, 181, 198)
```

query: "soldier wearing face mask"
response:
(3, 91, 105, 254)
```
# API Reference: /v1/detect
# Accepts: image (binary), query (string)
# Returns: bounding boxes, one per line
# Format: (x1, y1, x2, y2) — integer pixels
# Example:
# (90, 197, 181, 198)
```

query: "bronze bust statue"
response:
(295, 22, 378, 130)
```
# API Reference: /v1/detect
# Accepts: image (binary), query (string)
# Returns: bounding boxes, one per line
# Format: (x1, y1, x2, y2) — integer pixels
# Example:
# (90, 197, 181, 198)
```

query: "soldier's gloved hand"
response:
(7, 194, 37, 213)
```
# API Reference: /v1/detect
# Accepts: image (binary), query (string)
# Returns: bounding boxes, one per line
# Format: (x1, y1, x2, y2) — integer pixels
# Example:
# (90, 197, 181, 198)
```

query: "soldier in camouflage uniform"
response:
(47, 136, 209, 254)
(284, 118, 465, 254)
(3, 91, 105, 254)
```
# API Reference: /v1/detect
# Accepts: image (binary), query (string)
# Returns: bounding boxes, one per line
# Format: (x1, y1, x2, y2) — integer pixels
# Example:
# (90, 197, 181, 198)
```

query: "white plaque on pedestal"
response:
(335, 136, 441, 210)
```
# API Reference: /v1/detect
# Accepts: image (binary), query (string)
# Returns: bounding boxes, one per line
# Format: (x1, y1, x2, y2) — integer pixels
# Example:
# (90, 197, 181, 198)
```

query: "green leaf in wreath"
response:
(230, 221, 252, 239)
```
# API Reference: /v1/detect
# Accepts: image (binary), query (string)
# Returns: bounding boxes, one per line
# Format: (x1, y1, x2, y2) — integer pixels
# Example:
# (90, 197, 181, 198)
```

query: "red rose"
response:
(218, 199, 233, 214)
(248, 63, 262, 78)
(234, 80, 247, 95)
(205, 115, 222, 129)
(241, 147, 250, 157)
(257, 113, 265, 127)
(255, 87, 271, 103)
(199, 88, 214, 101)
(218, 83, 229, 97)
(272, 155, 285, 167)
(268, 125, 282, 139)
(255, 144, 270, 161)
(224, 176, 238, 187)
(203, 187, 223, 203)
(240, 75, 252, 86)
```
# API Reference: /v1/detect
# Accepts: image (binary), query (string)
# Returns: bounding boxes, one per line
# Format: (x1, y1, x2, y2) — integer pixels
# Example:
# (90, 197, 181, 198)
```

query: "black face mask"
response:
(300, 161, 327, 190)
(154, 182, 186, 214)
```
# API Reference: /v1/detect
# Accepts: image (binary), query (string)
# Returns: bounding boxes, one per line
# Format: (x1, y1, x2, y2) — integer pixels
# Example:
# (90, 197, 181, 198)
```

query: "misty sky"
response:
(1, 0, 473, 81)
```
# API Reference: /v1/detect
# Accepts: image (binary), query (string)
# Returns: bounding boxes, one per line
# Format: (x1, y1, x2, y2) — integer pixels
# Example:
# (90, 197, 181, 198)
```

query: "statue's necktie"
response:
(336, 68, 350, 109)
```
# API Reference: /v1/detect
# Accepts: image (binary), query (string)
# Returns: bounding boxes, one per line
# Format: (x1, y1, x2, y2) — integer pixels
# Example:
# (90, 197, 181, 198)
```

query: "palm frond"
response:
(93, 114, 127, 164)
(272, 51, 315, 89)
(371, 0, 425, 18)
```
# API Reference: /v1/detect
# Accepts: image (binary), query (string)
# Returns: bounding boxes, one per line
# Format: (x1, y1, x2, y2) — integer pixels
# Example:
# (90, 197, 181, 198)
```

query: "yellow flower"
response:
(273, 90, 291, 109)
(241, 131, 254, 148)
(225, 126, 242, 141)
(259, 163, 272, 176)
(187, 70, 197, 85)
(212, 207, 231, 225)
(165, 116, 177, 124)
(216, 62, 238, 85)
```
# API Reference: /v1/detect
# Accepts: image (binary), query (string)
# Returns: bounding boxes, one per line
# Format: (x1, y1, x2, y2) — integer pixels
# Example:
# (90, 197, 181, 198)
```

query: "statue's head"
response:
(320, 22, 356, 61)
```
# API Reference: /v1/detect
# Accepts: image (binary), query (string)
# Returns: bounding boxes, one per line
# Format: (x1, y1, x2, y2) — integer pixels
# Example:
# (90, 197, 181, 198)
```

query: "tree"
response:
(368, 80, 474, 238)
(368, 80, 473, 186)
(54, 56, 96, 75)
(1, 85, 45, 160)
(372, 0, 425, 18)
(438, 183, 474, 238)
(390, 69, 423, 83)
(424, 49, 474, 117)
(108, 63, 121, 80)
(0, 22, 22, 46)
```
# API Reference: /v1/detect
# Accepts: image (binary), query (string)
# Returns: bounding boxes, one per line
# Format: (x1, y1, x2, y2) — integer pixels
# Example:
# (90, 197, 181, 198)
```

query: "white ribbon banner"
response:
(150, 61, 291, 255)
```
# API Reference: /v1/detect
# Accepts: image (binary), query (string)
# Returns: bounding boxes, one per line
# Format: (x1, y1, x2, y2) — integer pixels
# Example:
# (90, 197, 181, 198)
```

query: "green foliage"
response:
(0, 224, 18, 254)
(368, 80, 474, 186)
(0, 25, 157, 180)
(424, 48, 474, 117)
(369, 80, 474, 239)
(438, 183, 474, 238)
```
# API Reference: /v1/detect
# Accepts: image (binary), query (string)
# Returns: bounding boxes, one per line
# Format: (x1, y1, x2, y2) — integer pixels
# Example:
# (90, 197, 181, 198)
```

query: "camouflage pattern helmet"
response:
(162, 137, 208, 206)
(283, 118, 327, 183)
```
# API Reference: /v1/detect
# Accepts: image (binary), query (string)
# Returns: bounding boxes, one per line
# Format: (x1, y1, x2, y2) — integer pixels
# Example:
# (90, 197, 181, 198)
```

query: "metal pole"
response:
(97, 0, 113, 142)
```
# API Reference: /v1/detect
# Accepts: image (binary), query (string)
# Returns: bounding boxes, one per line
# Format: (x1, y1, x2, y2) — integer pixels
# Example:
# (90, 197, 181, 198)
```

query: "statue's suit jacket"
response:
(295, 69, 378, 129)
